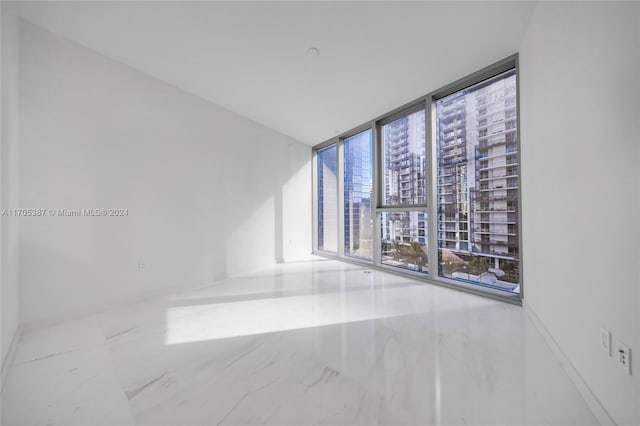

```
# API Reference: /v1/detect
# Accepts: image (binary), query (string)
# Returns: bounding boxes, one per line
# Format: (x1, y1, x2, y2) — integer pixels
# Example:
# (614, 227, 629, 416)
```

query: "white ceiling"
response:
(15, 1, 537, 145)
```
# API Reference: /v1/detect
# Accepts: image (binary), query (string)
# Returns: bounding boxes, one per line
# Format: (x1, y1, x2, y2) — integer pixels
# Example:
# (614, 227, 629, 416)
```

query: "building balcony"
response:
(439, 101, 465, 114)
(478, 135, 517, 150)
(442, 148, 464, 159)
(439, 217, 457, 222)
(442, 130, 463, 142)
(440, 237, 459, 242)
(487, 239, 510, 245)
(440, 120, 464, 131)
(474, 207, 517, 213)
(490, 249, 518, 257)
(474, 228, 517, 236)
(478, 127, 517, 142)
(440, 157, 466, 166)
(477, 139, 507, 151)
(477, 149, 518, 162)
(477, 185, 509, 191)
(440, 141, 465, 152)
(478, 163, 507, 171)
(478, 172, 518, 181)
(475, 193, 518, 201)
(477, 218, 517, 224)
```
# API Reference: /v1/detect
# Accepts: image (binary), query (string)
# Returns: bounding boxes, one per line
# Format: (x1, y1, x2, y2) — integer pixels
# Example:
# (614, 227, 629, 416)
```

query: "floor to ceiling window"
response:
(317, 144, 338, 253)
(379, 109, 428, 274)
(313, 56, 521, 301)
(344, 129, 373, 260)
(435, 69, 519, 293)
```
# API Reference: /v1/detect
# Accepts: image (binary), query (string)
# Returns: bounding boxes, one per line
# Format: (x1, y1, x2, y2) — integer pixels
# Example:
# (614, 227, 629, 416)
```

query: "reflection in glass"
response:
(317, 145, 337, 253)
(381, 211, 428, 274)
(435, 69, 520, 293)
(344, 130, 373, 260)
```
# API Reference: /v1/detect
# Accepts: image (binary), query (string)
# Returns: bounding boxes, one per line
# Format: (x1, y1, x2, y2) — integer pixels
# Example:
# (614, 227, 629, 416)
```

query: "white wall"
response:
(519, 2, 640, 424)
(1, 2, 21, 379)
(19, 22, 311, 327)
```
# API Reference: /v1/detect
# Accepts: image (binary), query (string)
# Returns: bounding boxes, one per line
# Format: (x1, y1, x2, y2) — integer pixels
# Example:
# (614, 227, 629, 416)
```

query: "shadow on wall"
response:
(220, 137, 311, 281)
(274, 142, 311, 265)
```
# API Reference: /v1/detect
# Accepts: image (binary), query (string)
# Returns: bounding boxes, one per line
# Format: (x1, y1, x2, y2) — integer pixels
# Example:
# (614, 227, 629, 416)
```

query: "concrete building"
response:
(381, 110, 426, 242)
(436, 71, 519, 283)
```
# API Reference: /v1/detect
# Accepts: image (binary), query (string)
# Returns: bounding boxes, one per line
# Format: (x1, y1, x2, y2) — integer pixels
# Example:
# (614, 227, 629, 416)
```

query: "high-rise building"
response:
(382, 114, 426, 245)
(317, 145, 338, 253)
(437, 94, 470, 252)
(380, 111, 428, 273)
(383, 114, 426, 206)
(343, 130, 373, 259)
(436, 71, 519, 284)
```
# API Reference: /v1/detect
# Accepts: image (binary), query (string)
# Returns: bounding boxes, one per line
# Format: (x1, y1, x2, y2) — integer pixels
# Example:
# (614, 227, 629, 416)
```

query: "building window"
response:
(378, 108, 428, 273)
(381, 109, 426, 206)
(435, 69, 520, 293)
(381, 211, 428, 274)
(344, 130, 373, 260)
(317, 144, 337, 253)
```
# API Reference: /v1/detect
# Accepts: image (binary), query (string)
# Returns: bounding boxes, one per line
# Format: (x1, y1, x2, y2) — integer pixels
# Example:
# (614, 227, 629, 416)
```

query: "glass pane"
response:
(344, 130, 373, 260)
(435, 69, 520, 294)
(317, 144, 337, 253)
(382, 109, 426, 206)
(381, 211, 428, 274)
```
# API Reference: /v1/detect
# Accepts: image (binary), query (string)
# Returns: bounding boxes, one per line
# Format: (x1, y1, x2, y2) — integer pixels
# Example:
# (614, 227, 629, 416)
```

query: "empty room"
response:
(1, 1, 639, 425)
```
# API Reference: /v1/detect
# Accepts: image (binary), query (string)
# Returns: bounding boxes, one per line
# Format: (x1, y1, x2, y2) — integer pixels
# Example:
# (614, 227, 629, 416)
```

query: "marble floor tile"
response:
(1, 258, 599, 425)
(2, 320, 135, 426)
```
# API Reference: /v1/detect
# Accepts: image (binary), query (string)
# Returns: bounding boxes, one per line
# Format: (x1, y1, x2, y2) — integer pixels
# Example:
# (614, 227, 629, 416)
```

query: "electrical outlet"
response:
(616, 341, 632, 376)
(137, 261, 145, 272)
(600, 328, 611, 356)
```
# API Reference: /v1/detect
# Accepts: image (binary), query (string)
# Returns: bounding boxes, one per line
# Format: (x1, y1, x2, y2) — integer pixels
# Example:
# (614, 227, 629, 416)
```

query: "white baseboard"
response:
(523, 301, 616, 426)
(1, 325, 22, 391)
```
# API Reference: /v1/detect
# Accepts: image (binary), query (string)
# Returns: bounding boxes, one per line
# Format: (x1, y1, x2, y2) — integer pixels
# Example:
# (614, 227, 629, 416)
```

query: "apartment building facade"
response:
(436, 70, 519, 284)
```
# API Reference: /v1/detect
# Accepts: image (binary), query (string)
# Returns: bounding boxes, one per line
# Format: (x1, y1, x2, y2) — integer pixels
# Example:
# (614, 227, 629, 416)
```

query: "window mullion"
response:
(312, 149, 319, 252)
(427, 100, 439, 281)
(337, 139, 345, 258)
(372, 125, 382, 267)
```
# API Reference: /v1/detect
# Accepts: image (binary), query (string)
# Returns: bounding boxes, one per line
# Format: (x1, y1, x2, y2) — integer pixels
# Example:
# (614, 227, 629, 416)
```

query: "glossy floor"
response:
(2, 258, 598, 425)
